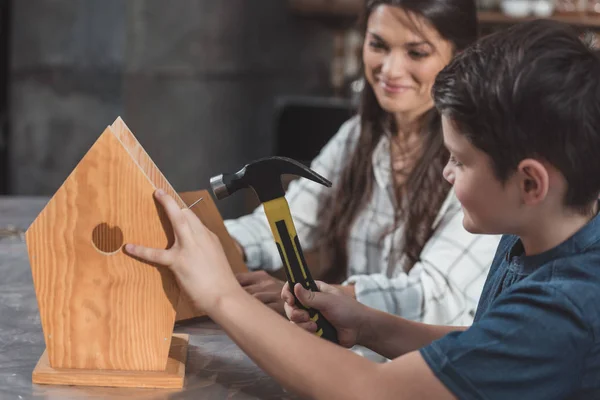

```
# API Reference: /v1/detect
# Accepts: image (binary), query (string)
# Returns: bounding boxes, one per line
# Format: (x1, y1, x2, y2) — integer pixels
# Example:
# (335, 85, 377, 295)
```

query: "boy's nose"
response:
(443, 163, 455, 185)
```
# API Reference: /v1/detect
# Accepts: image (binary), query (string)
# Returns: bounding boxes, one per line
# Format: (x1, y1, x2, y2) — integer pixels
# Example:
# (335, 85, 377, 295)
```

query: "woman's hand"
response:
(237, 271, 286, 314)
(125, 190, 241, 314)
(281, 281, 368, 349)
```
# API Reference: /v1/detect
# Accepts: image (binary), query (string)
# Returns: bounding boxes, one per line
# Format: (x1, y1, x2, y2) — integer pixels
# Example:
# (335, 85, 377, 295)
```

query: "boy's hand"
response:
(237, 271, 286, 314)
(281, 281, 367, 348)
(125, 190, 241, 314)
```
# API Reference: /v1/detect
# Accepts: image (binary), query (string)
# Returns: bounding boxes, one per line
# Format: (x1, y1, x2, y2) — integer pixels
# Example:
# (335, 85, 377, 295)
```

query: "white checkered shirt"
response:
(225, 116, 501, 326)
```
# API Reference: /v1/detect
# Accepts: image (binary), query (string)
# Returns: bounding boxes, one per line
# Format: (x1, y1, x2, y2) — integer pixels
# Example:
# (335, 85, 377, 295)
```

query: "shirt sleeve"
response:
(345, 192, 501, 325)
(224, 116, 361, 270)
(420, 281, 592, 400)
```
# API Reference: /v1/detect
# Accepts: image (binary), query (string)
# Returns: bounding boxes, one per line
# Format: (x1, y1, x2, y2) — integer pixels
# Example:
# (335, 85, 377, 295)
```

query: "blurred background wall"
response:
(7, 0, 335, 218)
(5, 0, 599, 218)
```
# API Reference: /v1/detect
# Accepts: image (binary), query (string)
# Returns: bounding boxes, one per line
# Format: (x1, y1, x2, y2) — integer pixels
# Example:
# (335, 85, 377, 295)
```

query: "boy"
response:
(126, 20, 600, 399)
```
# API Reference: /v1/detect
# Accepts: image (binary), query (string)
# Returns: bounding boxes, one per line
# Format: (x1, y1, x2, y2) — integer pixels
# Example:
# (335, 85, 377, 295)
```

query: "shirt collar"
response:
(507, 205, 600, 274)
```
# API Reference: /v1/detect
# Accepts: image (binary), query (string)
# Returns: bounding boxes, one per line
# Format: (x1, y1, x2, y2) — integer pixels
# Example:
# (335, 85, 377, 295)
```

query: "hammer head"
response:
(210, 156, 331, 203)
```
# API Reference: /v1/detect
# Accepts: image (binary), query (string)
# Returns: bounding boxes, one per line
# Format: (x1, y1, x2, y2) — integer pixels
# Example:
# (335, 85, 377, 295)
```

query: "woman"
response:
(225, 0, 500, 327)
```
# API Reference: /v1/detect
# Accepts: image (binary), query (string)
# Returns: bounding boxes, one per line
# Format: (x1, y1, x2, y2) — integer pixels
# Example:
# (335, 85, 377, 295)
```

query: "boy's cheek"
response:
(453, 186, 484, 231)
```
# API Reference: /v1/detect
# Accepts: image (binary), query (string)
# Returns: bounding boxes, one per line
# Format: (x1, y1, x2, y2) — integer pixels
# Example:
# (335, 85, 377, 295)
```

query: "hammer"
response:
(210, 156, 339, 344)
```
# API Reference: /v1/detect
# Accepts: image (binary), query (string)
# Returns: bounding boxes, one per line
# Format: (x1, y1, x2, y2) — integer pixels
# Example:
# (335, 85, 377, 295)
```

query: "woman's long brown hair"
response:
(316, 0, 478, 283)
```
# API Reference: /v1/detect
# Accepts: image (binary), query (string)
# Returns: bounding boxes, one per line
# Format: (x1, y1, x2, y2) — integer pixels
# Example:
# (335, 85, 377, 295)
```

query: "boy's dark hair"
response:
(433, 20, 600, 212)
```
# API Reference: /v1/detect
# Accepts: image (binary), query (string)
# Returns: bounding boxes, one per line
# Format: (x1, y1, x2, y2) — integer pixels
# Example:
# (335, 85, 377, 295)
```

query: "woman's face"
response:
(363, 5, 454, 120)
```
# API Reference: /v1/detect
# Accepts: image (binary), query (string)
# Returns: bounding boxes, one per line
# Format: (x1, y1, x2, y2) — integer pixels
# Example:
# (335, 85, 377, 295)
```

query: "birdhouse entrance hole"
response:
(91, 223, 124, 254)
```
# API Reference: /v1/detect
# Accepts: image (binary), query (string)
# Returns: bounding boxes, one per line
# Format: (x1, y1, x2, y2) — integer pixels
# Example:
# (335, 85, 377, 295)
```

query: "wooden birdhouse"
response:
(25, 117, 246, 389)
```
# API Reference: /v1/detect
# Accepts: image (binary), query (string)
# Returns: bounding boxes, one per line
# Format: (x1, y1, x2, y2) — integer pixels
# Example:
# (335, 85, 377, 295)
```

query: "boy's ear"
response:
(517, 159, 549, 206)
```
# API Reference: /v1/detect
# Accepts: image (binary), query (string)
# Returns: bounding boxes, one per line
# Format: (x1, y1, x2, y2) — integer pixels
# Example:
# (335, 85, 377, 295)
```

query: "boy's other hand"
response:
(281, 281, 367, 348)
(237, 271, 286, 315)
(125, 190, 241, 314)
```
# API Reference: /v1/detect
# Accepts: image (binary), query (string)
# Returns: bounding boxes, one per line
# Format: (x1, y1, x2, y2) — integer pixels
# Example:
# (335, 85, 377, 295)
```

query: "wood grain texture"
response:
(32, 334, 189, 389)
(3, 198, 296, 398)
(110, 117, 186, 209)
(175, 190, 247, 321)
(26, 123, 182, 371)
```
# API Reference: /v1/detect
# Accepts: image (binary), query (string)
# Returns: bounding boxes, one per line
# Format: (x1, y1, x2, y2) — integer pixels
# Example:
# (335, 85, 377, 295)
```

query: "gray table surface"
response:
(0, 196, 295, 399)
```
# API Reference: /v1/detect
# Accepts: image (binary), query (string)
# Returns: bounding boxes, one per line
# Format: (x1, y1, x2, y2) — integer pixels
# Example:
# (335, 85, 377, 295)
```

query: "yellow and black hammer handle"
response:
(263, 197, 339, 344)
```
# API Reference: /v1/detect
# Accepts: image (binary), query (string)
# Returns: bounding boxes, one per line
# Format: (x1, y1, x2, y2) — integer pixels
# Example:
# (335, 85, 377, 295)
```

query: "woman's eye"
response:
(369, 40, 387, 51)
(409, 50, 429, 59)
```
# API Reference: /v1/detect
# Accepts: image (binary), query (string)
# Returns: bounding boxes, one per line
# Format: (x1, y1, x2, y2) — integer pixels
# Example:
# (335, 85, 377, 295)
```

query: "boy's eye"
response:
(450, 155, 463, 167)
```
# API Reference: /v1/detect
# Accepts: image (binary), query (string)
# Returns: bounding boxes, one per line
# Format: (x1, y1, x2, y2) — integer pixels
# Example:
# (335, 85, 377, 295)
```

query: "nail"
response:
(187, 197, 204, 209)
(156, 189, 165, 196)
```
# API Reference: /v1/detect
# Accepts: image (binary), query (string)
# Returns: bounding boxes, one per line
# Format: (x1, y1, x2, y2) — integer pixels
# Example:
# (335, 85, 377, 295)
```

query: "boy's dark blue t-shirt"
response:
(420, 213, 600, 400)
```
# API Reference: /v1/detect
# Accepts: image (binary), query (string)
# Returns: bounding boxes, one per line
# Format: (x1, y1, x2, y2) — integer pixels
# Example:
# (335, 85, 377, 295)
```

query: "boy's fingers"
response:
(315, 280, 337, 294)
(281, 282, 293, 303)
(294, 283, 328, 310)
(283, 301, 295, 320)
(295, 321, 317, 333)
(289, 308, 310, 323)
(182, 208, 210, 236)
(281, 291, 295, 307)
(125, 244, 172, 266)
(154, 190, 192, 240)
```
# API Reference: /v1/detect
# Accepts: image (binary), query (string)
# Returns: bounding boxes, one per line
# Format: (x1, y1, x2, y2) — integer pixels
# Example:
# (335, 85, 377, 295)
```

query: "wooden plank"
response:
(111, 117, 249, 319)
(110, 117, 186, 208)
(26, 124, 181, 371)
(175, 190, 247, 321)
(32, 334, 189, 389)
